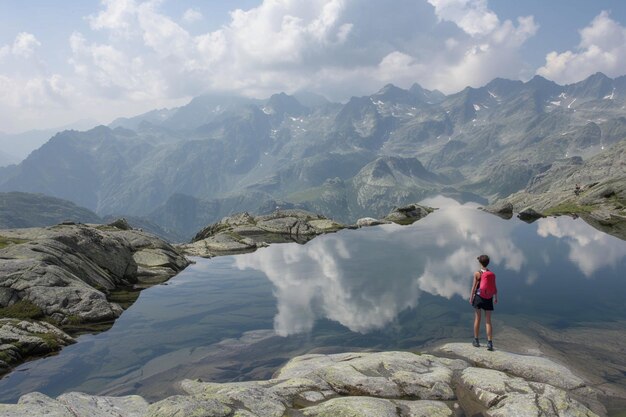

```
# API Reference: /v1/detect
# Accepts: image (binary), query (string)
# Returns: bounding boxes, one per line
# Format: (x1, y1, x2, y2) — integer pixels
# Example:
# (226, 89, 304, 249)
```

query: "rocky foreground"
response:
(0, 343, 609, 417)
(0, 220, 190, 374)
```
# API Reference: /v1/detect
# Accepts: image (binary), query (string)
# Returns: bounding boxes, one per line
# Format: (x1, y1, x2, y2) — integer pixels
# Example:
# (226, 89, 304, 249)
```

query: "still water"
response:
(1, 197, 625, 402)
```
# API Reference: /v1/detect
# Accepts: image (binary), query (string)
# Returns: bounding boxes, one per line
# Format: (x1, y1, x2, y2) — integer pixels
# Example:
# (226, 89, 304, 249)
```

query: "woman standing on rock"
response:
(469, 254, 497, 351)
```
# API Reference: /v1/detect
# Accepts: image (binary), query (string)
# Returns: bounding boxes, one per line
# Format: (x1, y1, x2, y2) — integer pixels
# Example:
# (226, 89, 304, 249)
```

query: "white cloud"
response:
(67, 0, 540, 99)
(0, 0, 541, 131)
(0, 32, 41, 60)
(182, 8, 203, 23)
(427, 0, 499, 37)
(537, 11, 626, 83)
(536, 217, 626, 277)
(87, 0, 138, 38)
(11, 32, 41, 58)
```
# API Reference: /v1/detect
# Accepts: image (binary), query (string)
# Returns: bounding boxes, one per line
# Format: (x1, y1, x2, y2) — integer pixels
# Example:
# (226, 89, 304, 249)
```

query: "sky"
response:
(1, 0, 626, 133)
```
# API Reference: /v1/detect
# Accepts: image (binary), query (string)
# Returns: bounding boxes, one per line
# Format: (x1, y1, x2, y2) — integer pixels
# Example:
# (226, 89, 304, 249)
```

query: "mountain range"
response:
(1, 72, 625, 240)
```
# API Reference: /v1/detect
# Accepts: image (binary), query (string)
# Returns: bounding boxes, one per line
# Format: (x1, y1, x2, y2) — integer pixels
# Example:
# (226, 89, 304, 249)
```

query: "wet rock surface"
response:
(180, 209, 346, 258)
(0, 346, 607, 417)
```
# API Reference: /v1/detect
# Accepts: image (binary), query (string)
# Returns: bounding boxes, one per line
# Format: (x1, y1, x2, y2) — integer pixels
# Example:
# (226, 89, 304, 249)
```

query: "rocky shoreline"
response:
(482, 141, 626, 239)
(0, 205, 434, 377)
(0, 219, 190, 375)
(0, 343, 611, 416)
(178, 205, 433, 258)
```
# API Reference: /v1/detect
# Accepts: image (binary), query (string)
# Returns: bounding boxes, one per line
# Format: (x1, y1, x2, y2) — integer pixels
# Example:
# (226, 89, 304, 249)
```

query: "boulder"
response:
(0, 319, 74, 371)
(183, 210, 345, 258)
(438, 343, 585, 390)
(107, 218, 132, 230)
(459, 367, 598, 417)
(384, 204, 434, 225)
(356, 217, 391, 227)
(274, 351, 465, 400)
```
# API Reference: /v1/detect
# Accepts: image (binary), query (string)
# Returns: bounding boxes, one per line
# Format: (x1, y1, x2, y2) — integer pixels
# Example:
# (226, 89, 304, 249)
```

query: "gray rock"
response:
(146, 395, 231, 417)
(107, 218, 132, 230)
(384, 204, 434, 225)
(0, 319, 75, 369)
(301, 396, 453, 417)
(0, 348, 607, 417)
(275, 351, 463, 400)
(57, 392, 149, 417)
(356, 217, 391, 227)
(459, 367, 598, 417)
(0, 392, 148, 417)
(0, 224, 189, 374)
(438, 343, 585, 390)
(179, 380, 287, 417)
(183, 210, 345, 258)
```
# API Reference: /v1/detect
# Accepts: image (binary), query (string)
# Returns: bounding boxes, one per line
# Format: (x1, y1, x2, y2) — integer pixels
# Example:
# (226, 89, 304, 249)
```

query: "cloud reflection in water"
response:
(236, 198, 527, 336)
(537, 217, 626, 277)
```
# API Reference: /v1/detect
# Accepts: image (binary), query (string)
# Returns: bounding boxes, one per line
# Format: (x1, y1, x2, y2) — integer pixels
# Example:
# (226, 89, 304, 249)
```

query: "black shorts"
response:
(472, 294, 494, 311)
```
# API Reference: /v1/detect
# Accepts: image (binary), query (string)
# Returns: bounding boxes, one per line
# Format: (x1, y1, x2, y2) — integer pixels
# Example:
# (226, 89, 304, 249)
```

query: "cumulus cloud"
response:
(182, 8, 203, 23)
(67, 0, 540, 101)
(0, 0, 541, 131)
(537, 11, 626, 83)
(11, 32, 41, 58)
(427, 0, 499, 37)
(0, 32, 41, 59)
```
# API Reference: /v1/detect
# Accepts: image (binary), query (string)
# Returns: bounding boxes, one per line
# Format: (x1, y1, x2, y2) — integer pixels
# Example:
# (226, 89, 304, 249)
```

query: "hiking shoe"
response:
(472, 338, 480, 347)
(487, 340, 494, 351)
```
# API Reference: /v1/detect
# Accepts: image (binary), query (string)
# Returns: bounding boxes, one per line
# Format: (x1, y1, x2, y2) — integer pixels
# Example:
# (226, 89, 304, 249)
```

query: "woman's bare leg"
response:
(473, 309, 481, 339)
(485, 310, 493, 341)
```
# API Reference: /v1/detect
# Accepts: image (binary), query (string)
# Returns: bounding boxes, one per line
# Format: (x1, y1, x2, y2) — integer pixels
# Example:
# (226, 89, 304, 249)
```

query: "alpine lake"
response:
(1, 197, 625, 412)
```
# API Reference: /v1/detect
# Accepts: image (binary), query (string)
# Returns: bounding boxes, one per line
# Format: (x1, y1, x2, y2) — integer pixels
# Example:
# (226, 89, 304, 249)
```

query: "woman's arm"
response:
(469, 272, 479, 303)
(494, 282, 498, 304)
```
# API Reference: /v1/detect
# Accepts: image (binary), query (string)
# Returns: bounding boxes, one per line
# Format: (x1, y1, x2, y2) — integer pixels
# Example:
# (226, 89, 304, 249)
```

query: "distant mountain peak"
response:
(265, 92, 308, 118)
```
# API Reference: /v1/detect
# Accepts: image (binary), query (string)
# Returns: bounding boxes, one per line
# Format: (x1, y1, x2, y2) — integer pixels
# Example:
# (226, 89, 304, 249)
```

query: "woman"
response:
(469, 254, 498, 351)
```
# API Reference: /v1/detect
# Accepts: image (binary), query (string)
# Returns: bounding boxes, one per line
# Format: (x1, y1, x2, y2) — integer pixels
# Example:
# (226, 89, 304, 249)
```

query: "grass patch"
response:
(0, 235, 29, 249)
(543, 202, 596, 216)
(65, 315, 84, 326)
(32, 333, 61, 349)
(0, 300, 44, 320)
(0, 350, 13, 363)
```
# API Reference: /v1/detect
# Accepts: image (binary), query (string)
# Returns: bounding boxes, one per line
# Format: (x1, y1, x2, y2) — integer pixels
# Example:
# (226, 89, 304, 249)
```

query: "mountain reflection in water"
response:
(0, 196, 624, 403)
